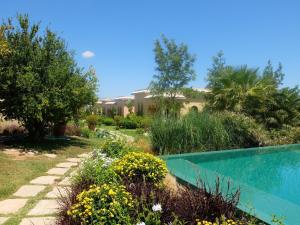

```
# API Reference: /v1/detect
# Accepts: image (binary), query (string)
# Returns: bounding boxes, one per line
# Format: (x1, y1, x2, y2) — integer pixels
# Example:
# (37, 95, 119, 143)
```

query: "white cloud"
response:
(82, 50, 95, 58)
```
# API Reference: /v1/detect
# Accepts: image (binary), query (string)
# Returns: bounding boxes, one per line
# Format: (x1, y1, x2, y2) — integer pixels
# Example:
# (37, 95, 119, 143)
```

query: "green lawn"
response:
(0, 136, 99, 200)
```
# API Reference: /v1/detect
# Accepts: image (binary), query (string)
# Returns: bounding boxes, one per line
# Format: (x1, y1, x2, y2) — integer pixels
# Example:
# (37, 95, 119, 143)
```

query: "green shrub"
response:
(100, 138, 130, 158)
(220, 111, 269, 148)
(140, 116, 153, 130)
(80, 127, 91, 138)
(67, 184, 133, 224)
(73, 155, 120, 186)
(150, 111, 272, 155)
(112, 152, 168, 184)
(268, 126, 300, 145)
(102, 117, 115, 126)
(86, 115, 98, 130)
(119, 118, 138, 129)
(114, 115, 123, 127)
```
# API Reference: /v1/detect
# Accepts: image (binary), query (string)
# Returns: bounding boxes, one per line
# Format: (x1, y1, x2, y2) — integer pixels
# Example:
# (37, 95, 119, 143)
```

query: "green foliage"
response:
(0, 15, 97, 140)
(119, 118, 138, 129)
(206, 52, 300, 130)
(114, 115, 123, 127)
(112, 152, 168, 184)
(102, 117, 115, 126)
(67, 184, 133, 225)
(268, 126, 300, 145)
(181, 87, 207, 100)
(80, 127, 91, 138)
(220, 111, 270, 148)
(100, 138, 130, 158)
(150, 35, 196, 115)
(150, 111, 271, 155)
(85, 114, 98, 130)
(73, 155, 120, 186)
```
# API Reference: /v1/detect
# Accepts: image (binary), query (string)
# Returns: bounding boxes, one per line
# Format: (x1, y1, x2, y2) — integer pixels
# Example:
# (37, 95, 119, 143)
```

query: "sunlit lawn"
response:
(0, 136, 97, 200)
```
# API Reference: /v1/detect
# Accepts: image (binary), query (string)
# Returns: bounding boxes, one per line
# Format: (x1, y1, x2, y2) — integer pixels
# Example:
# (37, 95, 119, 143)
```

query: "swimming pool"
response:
(162, 144, 300, 225)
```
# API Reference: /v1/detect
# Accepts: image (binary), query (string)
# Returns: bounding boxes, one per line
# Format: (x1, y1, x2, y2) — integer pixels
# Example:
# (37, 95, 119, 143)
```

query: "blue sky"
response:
(2, 0, 300, 98)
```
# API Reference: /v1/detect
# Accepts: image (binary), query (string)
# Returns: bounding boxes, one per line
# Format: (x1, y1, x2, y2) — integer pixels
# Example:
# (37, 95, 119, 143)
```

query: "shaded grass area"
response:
(0, 136, 96, 200)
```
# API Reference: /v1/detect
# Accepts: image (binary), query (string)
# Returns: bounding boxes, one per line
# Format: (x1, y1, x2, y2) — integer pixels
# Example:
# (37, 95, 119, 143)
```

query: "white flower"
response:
(136, 222, 146, 225)
(152, 203, 162, 212)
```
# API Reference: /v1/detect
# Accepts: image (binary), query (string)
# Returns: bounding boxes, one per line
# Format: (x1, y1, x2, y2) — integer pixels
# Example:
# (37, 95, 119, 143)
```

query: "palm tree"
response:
(208, 66, 275, 113)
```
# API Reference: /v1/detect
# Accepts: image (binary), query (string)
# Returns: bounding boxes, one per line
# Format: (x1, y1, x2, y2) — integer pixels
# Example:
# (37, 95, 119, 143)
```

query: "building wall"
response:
(133, 92, 206, 116)
(180, 99, 206, 115)
(115, 100, 133, 117)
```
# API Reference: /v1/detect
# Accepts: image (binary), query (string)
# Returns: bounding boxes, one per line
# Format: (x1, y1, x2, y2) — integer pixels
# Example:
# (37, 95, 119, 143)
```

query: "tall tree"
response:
(150, 35, 196, 115)
(206, 52, 300, 129)
(0, 15, 97, 140)
(0, 25, 11, 57)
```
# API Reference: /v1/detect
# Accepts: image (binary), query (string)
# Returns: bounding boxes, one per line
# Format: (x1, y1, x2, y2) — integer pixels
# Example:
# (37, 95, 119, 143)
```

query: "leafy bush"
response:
(140, 116, 153, 130)
(80, 128, 91, 138)
(268, 126, 300, 145)
(119, 118, 138, 129)
(73, 155, 120, 186)
(85, 115, 98, 130)
(100, 138, 130, 158)
(102, 117, 115, 126)
(220, 111, 269, 148)
(112, 152, 168, 184)
(114, 115, 123, 127)
(67, 184, 134, 224)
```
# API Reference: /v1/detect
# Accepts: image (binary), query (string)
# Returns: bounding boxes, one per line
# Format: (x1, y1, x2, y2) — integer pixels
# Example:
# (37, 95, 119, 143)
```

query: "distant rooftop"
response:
(131, 89, 150, 94)
(114, 96, 134, 100)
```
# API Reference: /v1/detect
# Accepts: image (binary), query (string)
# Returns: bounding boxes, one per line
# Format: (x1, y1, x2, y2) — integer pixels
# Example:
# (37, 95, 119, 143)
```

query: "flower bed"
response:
(57, 139, 263, 225)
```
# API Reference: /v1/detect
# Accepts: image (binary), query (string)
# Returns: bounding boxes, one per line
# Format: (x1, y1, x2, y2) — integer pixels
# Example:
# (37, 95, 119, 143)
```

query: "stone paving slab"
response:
(20, 217, 56, 225)
(30, 176, 60, 185)
(78, 153, 89, 158)
(66, 157, 81, 163)
(46, 167, 69, 175)
(0, 199, 28, 214)
(58, 177, 71, 186)
(55, 162, 77, 168)
(0, 217, 9, 225)
(13, 185, 46, 197)
(45, 186, 70, 198)
(43, 154, 57, 159)
(27, 200, 59, 216)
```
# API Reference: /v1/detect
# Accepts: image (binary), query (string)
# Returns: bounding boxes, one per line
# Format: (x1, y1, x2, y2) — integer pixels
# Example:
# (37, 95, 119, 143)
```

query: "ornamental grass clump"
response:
(112, 152, 168, 184)
(67, 184, 134, 224)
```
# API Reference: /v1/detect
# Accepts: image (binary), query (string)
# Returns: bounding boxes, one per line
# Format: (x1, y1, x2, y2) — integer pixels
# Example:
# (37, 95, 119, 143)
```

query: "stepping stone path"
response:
(67, 157, 81, 163)
(30, 176, 60, 185)
(47, 167, 69, 175)
(20, 217, 56, 225)
(14, 185, 46, 197)
(0, 217, 9, 224)
(56, 162, 77, 168)
(45, 186, 70, 198)
(0, 199, 28, 214)
(28, 200, 59, 216)
(0, 153, 87, 224)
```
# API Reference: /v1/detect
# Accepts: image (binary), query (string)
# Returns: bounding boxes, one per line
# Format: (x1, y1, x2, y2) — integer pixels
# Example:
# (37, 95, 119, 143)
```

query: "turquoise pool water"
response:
(162, 144, 300, 225)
